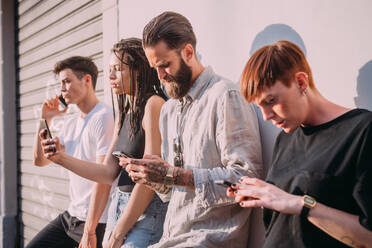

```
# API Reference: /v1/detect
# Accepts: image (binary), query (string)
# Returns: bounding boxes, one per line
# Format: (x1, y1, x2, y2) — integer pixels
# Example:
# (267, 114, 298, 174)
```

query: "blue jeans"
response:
(103, 187, 168, 248)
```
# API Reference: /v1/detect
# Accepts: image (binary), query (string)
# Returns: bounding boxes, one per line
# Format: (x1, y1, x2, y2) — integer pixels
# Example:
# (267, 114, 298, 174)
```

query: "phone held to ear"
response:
(40, 119, 53, 139)
(58, 94, 68, 109)
(214, 180, 233, 188)
(112, 151, 131, 159)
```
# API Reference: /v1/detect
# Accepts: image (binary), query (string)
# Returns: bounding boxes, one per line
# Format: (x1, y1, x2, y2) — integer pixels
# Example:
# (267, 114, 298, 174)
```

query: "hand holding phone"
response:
(112, 151, 133, 167)
(41, 95, 67, 121)
(39, 119, 53, 139)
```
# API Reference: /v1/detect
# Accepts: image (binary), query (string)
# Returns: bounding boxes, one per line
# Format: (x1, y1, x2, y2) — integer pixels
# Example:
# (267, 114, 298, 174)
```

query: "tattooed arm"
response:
(174, 167, 194, 189)
(126, 157, 195, 190)
(143, 181, 172, 194)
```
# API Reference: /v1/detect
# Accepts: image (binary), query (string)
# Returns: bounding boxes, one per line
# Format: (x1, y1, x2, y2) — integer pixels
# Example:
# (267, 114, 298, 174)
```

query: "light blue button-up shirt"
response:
(154, 66, 263, 248)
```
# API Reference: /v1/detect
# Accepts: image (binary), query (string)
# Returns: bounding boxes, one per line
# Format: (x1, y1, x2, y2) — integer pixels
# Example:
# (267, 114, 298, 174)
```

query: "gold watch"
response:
(301, 195, 317, 218)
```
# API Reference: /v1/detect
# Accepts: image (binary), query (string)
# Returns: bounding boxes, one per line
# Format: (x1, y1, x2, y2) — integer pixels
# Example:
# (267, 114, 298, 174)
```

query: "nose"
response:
(261, 106, 275, 121)
(156, 67, 167, 81)
(109, 69, 116, 80)
(61, 83, 66, 92)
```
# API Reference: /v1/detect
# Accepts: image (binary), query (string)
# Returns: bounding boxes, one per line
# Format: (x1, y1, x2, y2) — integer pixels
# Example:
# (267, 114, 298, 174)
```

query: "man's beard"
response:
(162, 58, 192, 99)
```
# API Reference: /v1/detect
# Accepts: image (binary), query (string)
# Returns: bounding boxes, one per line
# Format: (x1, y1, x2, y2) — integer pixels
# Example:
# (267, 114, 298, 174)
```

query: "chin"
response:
(282, 125, 299, 133)
(282, 128, 293, 133)
(114, 90, 124, 95)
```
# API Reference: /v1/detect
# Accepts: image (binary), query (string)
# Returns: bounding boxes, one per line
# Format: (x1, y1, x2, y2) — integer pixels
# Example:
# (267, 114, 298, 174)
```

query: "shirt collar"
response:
(181, 66, 214, 103)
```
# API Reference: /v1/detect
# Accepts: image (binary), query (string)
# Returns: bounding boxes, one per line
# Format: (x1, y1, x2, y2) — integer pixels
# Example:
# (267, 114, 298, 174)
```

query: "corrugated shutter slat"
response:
(17, 1, 103, 246)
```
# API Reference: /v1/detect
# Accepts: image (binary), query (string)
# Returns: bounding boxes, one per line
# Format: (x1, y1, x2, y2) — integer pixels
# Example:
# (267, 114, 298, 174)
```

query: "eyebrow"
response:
(258, 94, 273, 106)
(153, 60, 168, 68)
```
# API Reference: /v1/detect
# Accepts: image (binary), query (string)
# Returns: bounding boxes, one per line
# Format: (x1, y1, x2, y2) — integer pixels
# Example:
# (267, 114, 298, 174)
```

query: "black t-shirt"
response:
(263, 109, 372, 248)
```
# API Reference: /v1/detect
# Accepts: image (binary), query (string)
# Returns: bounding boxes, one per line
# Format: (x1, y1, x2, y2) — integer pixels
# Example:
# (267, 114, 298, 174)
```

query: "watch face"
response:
(303, 195, 316, 208)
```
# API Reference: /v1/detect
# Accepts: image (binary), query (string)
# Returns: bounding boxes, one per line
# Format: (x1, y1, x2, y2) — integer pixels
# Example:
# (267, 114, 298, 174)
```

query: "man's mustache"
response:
(162, 75, 178, 84)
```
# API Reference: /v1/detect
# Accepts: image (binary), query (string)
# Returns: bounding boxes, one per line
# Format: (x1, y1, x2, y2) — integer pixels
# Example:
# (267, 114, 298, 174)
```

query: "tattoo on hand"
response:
(144, 161, 168, 183)
(174, 167, 194, 187)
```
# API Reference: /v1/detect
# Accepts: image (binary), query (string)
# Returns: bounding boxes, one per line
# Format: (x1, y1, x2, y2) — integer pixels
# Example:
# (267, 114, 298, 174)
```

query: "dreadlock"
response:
(111, 37, 166, 139)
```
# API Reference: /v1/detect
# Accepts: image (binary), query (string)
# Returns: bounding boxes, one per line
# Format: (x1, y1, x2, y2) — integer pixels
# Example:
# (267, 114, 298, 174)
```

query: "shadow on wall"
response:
(355, 60, 372, 111)
(249, 24, 307, 173)
(250, 24, 307, 56)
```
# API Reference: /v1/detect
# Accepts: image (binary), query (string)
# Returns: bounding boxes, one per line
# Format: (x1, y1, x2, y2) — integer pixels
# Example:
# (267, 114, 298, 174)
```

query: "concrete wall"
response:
(116, 0, 372, 170)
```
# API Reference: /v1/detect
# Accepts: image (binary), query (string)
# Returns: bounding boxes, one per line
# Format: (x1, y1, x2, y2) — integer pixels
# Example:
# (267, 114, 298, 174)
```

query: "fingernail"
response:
(240, 202, 244, 206)
(243, 197, 249, 201)
(232, 183, 237, 187)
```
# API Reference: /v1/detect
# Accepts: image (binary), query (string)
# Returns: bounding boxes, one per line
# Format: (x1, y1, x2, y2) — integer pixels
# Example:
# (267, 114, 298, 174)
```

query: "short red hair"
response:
(240, 40, 314, 102)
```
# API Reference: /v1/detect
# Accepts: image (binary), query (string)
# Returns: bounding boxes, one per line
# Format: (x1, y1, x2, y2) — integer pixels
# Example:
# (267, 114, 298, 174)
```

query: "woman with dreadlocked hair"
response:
(40, 38, 169, 248)
(100, 38, 169, 248)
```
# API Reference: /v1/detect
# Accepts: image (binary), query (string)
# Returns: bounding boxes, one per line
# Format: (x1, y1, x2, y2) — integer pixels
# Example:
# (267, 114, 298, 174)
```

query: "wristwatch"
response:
(164, 166, 175, 185)
(301, 194, 317, 218)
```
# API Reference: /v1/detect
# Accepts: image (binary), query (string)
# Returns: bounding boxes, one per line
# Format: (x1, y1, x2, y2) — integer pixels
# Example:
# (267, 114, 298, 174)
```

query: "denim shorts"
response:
(103, 187, 168, 248)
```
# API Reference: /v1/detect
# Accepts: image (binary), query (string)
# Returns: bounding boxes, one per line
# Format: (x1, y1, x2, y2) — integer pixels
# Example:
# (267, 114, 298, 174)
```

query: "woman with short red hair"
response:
(229, 40, 372, 248)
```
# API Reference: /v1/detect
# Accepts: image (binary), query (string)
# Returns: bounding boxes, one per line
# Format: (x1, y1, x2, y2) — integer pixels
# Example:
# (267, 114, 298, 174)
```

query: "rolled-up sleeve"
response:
(193, 89, 263, 208)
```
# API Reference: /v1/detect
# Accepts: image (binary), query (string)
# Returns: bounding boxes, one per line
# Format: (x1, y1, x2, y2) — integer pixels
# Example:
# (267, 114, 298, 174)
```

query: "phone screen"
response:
(40, 119, 52, 139)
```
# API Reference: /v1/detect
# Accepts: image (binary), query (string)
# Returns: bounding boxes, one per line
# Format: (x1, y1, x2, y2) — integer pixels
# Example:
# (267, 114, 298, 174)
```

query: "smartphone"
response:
(58, 94, 68, 109)
(214, 180, 233, 188)
(39, 119, 53, 139)
(112, 151, 131, 158)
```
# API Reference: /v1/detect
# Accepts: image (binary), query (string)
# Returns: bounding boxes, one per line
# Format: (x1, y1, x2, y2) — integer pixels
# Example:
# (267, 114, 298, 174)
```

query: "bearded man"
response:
(125, 11, 264, 248)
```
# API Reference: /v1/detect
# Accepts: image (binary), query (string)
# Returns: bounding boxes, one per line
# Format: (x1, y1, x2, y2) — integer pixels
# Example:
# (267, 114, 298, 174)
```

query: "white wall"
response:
(115, 0, 372, 169)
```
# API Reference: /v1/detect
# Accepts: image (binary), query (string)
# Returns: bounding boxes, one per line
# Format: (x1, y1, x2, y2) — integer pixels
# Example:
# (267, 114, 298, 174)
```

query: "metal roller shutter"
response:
(17, 0, 103, 246)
